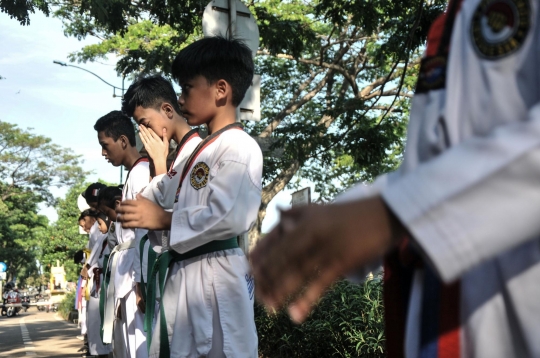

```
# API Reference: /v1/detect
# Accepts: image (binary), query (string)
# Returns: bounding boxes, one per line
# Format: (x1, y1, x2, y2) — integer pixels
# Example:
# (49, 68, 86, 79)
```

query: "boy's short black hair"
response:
(172, 36, 254, 107)
(122, 75, 182, 118)
(94, 110, 136, 146)
(97, 186, 122, 210)
(78, 209, 99, 221)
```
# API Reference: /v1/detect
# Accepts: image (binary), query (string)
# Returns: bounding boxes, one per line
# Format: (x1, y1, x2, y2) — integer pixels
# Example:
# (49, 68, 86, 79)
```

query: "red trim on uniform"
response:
(426, 14, 447, 57)
(179, 127, 243, 186)
(438, 281, 461, 358)
(169, 131, 201, 172)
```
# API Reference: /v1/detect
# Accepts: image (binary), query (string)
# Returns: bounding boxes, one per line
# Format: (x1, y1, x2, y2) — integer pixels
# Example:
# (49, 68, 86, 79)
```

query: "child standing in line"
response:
(117, 37, 261, 358)
(94, 111, 150, 358)
(86, 212, 113, 358)
(97, 186, 123, 250)
(121, 75, 201, 293)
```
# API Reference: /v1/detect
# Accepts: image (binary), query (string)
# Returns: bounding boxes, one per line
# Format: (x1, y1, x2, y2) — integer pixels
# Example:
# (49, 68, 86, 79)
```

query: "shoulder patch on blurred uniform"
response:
(471, 0, 530, 60)
(110, 222, 115, 233)
(190, 162, 210, 190)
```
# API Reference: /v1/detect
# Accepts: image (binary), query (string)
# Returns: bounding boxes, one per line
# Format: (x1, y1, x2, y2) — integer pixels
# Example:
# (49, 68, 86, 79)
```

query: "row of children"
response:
(76, 185, 121, 357)
(73, 36, 261, 358)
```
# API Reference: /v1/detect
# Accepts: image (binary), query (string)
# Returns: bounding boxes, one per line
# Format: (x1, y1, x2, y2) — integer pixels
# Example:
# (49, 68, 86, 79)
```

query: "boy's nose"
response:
(178, 94, 184, 106)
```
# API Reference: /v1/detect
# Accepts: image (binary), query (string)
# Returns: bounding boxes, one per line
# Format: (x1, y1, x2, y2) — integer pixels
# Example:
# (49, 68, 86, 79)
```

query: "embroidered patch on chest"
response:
(190, 162, 210, 190)
(471, 0, 530, 60)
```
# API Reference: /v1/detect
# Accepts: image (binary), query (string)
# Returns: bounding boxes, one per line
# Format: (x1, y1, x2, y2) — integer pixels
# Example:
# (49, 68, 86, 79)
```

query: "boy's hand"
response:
(249, 196, 402, 323)
(116, 194, 172, 230)
(80, 266, 89, 279)
(139, 125, 169, 175)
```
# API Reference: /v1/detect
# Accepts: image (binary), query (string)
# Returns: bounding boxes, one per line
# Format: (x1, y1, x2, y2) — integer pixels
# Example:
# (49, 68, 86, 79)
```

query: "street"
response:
(0, 308, 85, 357)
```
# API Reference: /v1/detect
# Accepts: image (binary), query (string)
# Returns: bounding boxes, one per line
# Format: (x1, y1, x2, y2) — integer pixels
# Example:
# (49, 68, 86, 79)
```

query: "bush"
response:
(256, 279, 385, 358)
(58, 290, 76, 320)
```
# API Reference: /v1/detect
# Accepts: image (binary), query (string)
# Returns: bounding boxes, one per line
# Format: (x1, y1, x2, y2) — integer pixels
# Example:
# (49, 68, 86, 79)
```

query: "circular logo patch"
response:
(190, 162, 210, 190)
(471, 0, 530, 59)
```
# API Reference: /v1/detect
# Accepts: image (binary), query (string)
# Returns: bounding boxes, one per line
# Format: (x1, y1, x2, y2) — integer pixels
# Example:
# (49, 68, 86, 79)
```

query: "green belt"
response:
(145, 238, 239, 357)
(139, 235, 158, 300)
(99, 253, 110, 342)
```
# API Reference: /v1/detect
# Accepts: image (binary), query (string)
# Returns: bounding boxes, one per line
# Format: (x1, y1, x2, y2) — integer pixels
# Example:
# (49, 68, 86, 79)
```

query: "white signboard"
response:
(202, 0, 261, 122)
(202, 0, 260, 57)
(291, 187, 311, 207)
(0, 272, 6, 280)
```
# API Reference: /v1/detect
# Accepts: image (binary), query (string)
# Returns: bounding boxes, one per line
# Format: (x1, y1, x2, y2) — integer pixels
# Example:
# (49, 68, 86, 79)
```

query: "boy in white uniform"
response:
(94, 111, 150, 358)
(121, 75, 201, 287)
(251, 1, 540, 357)
(118, 37, 261, 358)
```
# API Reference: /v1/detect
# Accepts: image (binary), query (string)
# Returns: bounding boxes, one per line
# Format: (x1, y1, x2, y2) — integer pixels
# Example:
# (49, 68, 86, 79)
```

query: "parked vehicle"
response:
(21, 292, 30, 312)
(1, 282, 23, 317)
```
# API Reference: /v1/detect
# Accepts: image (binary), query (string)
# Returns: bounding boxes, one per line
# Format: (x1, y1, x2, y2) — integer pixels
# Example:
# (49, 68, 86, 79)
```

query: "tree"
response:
(0, 183, 48, 283)
(0, 120, 89, 204)
(52, 0, 446, 244)
(0, 121, 88, 282)
(41, 180, 89, 282)
(0, 0, 50, 25)
(42, 179, 115, 282)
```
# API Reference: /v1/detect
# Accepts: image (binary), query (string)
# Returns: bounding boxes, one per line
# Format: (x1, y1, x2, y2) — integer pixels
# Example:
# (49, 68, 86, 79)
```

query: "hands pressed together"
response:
(249, 196, 402, 323)
(139, 125, 169, 176)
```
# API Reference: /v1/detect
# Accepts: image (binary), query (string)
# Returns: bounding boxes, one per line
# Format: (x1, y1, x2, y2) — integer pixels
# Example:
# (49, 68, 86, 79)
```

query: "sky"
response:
(0, 11, 293, 232)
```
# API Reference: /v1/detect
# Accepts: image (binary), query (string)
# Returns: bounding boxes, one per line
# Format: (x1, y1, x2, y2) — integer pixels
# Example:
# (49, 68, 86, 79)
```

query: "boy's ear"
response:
(120, 135, 129, 149)
(162, 103, 174, 119)
(115, 199, 121, 208)
(215, 79, 229, 102)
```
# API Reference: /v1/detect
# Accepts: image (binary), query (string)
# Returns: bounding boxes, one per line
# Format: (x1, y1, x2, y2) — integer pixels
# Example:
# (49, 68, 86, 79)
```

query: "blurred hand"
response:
(80, 266, 89, 279)
(250, 196, 401, 323)
(116, 194, 172, 230)
(139, 125, 169, 175)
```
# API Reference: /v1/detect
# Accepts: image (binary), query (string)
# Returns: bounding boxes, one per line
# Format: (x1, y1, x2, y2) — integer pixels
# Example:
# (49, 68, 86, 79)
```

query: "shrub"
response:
(256, 279, 385, 358)
(58, 290, 76, 320)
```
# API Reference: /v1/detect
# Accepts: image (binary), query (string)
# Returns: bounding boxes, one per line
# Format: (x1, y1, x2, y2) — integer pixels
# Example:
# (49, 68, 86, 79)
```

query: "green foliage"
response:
(0, 0, 50, 25)
(58, 290, 76, 320)
(0, 183, 48, 282)
(41, 181, 88, 282)
(256, 279, 385, 357)
(51, 0, 447, 239)
(41, 179, 113, 281)
(0, 120, 90, 205)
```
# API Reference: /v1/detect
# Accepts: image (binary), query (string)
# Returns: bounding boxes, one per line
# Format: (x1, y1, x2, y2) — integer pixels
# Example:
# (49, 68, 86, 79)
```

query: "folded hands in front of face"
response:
(139, 125, 169, 176)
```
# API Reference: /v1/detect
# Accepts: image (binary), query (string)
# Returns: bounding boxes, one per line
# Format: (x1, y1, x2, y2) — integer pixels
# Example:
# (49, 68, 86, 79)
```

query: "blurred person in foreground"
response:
(251, 1, 540, 357)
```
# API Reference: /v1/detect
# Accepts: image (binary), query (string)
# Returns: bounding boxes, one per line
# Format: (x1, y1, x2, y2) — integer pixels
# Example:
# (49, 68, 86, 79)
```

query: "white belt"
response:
(102, 240, 138, 344)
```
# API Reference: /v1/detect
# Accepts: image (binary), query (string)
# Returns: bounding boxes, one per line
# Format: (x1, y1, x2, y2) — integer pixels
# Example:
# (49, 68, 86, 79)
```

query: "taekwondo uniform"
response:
(86, 224, 112, 356)
(340, 0, 540, 356)
(139, 129, 201, 285)
(102, 157, 150, 358)
(147, 123, 261, 358)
